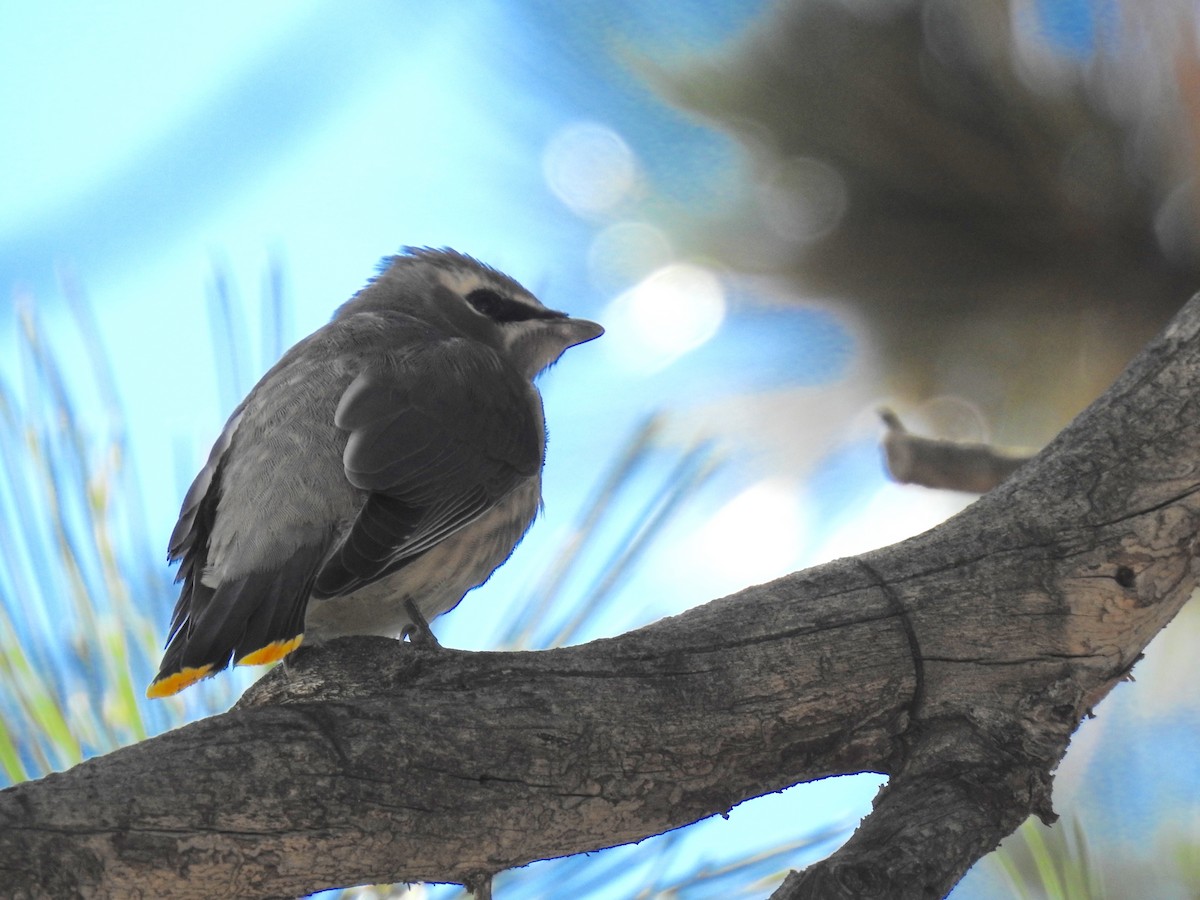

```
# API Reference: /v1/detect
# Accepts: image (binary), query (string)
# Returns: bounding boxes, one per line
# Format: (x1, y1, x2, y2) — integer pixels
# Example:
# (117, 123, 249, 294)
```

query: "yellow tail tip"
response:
(236, 634, 304, 667)
(146, 663, 215, 699)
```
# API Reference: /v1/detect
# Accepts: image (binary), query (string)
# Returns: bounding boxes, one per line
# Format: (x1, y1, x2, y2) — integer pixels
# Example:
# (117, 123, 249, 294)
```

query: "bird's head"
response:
(339, 247, 603, 379)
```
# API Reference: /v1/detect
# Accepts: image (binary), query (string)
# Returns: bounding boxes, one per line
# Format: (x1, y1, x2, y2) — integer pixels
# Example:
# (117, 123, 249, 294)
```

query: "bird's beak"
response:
(559, 316, 604, 348)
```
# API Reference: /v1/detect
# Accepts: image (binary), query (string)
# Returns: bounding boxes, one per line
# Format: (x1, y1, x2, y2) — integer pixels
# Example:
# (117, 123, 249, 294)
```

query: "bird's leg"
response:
(402, 598, 443, 649)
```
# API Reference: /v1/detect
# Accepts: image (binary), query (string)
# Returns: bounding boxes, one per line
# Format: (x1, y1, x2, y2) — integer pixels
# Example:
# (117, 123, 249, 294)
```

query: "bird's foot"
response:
(402, 598, 443, 649)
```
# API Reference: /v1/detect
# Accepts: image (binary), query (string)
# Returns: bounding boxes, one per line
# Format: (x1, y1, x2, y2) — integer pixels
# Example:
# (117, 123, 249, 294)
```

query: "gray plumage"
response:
(149, 247, 602, 697)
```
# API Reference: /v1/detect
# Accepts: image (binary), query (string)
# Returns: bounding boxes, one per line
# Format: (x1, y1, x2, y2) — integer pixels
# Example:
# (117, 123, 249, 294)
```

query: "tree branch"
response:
(3, 295, 1199, 899)
(879, 407, 1033, 493)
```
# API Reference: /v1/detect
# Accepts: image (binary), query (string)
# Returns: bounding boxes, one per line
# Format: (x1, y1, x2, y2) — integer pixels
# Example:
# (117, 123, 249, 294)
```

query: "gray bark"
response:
(2, 295, 1199, 899)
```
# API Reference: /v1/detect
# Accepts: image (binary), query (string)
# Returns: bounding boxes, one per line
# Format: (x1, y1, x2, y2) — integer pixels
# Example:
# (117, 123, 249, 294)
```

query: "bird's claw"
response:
(403, 598, 443, 649)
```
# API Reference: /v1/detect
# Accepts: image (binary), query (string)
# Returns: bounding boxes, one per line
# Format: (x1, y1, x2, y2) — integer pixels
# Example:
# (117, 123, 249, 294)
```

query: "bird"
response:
(147, 247, 603, 698)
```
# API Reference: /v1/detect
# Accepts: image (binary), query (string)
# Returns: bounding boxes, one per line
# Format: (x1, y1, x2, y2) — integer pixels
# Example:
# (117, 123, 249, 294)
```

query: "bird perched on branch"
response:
(148, 248, 603, 698)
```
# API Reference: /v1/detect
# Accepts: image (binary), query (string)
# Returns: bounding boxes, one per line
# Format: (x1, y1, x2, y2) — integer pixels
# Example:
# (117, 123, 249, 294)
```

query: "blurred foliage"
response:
(1, 281, 185, 782)
(989, 817, 1105, 900)
(987, 812, 1200, 899)
(0, 260, 302, 783)
(649, 0, 1200, 443)
(501, 413, 725, 651)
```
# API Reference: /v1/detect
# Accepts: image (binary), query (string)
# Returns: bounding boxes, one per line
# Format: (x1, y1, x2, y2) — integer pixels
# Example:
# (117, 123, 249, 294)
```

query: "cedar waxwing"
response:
(148, 248, 603, 697)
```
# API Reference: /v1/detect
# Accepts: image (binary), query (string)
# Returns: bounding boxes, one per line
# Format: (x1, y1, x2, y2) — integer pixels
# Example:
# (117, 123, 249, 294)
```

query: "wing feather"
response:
(313, 338, 540, 599)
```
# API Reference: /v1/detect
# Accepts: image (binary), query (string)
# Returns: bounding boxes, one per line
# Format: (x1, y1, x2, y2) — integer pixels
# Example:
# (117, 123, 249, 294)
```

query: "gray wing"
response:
(312, 336, 541, 598)
(151, 332, 341, 695)
(151, 406, 324, 695)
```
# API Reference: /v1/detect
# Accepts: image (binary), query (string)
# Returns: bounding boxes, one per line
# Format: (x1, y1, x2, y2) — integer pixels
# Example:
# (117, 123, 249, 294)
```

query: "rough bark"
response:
(1, 295, 1199, 899)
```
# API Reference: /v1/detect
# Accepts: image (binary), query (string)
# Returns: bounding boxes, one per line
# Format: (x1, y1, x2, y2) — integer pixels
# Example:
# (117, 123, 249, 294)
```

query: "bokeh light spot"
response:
(756, 156, 847, 244)
(694, 479, 808, 583)
(602, 263, 726, 373)
(542, 121, 638, 217)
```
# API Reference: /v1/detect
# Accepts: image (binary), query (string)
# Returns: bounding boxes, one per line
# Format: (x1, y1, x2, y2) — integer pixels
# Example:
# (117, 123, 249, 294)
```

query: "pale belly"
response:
(302, 479, 541, 640)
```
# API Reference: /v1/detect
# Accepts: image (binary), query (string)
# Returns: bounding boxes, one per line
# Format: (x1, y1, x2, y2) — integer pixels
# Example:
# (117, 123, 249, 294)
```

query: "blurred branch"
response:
(879, 407, 1032, 493)
(2, 292, 1200, 897)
